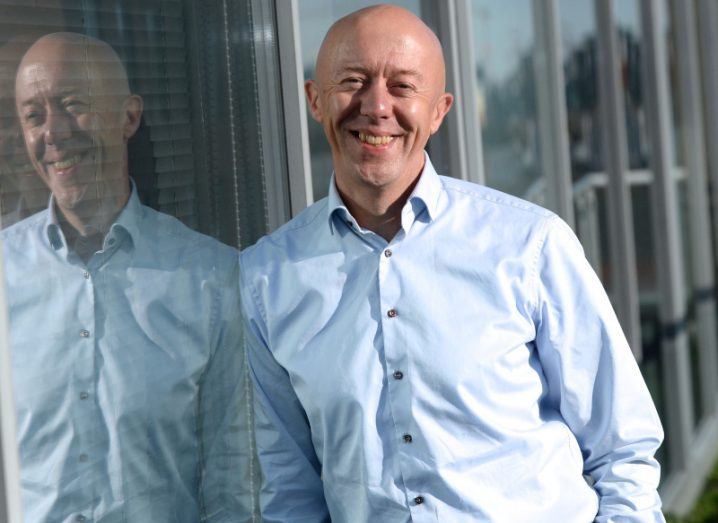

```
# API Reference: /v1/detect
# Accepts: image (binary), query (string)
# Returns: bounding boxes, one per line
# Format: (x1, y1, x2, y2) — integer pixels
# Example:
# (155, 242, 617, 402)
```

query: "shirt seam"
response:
(531, 214, 557, 315)
(440, 181, 553, 218)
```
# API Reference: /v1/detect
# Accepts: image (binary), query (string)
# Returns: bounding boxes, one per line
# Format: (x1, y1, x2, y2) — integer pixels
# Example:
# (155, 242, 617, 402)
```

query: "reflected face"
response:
(15, 44, 132, 214)
(306, 9, 452, 194)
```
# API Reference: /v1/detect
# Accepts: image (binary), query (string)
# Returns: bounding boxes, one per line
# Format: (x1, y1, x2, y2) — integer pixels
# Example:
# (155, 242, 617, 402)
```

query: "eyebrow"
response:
(339, 65, 424, 81)
(18, 87, 85, 107)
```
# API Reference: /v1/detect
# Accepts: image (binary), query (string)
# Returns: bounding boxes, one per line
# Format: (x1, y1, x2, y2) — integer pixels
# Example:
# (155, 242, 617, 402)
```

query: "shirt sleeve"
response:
(533, 216, 665, 523)
(240, 265, 331, 523)
(197, 255, 256, 522)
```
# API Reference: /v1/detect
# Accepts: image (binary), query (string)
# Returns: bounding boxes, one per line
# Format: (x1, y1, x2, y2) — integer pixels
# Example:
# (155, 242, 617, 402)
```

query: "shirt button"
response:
(83, 271, 90, 279)
(384, 249, 393, 258)
(403, 434, 413, 443)
(79, 391, 89, 400)
(79, 453, 88, 462)
(80, 329, 90, 338)
(414, 496, 424, 505)
(76, 516, 86, 522)
(387, 308, 398, 318)
(107, 238, 116, 246)
(393, 370, 404, 380)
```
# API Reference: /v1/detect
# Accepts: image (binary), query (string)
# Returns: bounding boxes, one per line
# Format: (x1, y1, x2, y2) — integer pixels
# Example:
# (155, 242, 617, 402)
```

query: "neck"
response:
(58, 179, 131, 237)
(337, 172, 421, 242)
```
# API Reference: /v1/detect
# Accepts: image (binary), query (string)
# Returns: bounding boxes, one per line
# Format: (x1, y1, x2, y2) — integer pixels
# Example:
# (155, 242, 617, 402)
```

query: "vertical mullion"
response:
(0, 241, 22, 522)
(452, 0, 484, 185)
(594, 0, 642, 354)
(672, 0, 718, 418)
(532, 0, 574, 226)
(251, 0, 291, 231)
(275, 0, 313, 217)
(427, 0, 481, 184)
(640, 0, 693, 471)
(697, 0, 718, 262)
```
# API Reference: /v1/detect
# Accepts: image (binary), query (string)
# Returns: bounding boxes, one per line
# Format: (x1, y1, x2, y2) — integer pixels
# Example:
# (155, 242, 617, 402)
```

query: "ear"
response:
(430, 92, 454, 134)
(121, 94, 143, 141)
(305, 79, 323, 123)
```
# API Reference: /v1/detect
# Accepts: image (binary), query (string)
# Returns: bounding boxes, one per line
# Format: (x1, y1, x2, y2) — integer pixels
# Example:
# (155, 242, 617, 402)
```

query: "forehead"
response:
(327, 24, 430, 76)
(16, 52, 124, 103)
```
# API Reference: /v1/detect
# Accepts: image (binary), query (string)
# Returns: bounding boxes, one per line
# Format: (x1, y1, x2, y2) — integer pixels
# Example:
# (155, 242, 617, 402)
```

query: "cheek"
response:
(326, 94, 356, 125)
(22, 131, 42, 159)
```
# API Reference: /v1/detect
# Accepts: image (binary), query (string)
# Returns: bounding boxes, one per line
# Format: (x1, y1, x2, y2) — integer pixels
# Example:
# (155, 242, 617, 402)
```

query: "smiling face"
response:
(14, 34, 141, 224)
(306, 6, 453, 201)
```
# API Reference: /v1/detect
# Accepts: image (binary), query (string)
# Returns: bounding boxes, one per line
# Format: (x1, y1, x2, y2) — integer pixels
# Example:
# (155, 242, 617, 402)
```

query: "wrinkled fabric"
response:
(240, 154, 664, 523)
(2, 186, 253, 522)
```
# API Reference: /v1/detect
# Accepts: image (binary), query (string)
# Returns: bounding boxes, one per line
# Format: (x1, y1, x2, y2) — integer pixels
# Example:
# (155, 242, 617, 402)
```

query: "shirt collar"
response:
(327, 152, 443, 234)
(44, 180, 142, 252)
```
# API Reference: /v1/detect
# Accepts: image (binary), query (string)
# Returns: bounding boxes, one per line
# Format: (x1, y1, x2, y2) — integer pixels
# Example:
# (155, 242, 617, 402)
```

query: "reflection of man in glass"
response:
(241, 5, 664, 522)
(4, 32, 251, 521)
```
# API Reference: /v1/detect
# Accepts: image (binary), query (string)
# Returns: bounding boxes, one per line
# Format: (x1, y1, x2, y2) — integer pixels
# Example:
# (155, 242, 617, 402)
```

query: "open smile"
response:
(351, 131, 397, 147)
(45, 152, 88, 178)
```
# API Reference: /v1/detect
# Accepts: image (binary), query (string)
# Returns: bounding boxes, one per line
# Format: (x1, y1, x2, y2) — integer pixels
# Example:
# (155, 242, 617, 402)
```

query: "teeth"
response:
(52, 155, 81, 170)
(358, 132, 394, 145)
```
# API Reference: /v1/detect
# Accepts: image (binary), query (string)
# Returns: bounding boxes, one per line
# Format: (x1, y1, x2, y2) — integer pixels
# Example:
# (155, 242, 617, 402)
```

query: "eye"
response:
(341, 77, 365, 89)
(22, 110, 43, 126)
(64, 99, 87, 113)
(391, 82, 415, 94)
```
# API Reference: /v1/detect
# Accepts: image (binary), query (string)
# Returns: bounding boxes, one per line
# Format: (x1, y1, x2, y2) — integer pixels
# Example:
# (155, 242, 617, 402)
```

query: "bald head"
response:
(315, 5, 447, 90)
(17, 32, 131, 99)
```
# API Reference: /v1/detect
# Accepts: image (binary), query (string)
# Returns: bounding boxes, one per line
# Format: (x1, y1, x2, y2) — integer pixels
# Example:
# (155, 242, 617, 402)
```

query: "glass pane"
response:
(471, 0, 543, 201)
(298, 0, 422, 201)
(0, 1, 265, 519)
(561, 0, 670, 468)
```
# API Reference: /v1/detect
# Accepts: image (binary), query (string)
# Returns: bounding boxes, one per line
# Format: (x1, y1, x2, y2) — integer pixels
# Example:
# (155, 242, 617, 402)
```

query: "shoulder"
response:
(439, 176, 554, 220)
(241, 198, 329, 268)
(434, 176, 558, 245)
(1, 210, 48, 253)
(138, 204, 238, 271)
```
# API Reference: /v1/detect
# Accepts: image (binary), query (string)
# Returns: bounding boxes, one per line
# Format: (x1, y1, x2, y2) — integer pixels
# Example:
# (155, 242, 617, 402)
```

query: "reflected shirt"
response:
(240, 155, 664, 523)
(1, 187, 252, 522)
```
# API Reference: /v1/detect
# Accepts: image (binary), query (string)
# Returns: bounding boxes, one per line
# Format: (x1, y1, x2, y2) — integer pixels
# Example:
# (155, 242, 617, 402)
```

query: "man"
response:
(240, 5, 664, 522)
(3, 33, 251, 521)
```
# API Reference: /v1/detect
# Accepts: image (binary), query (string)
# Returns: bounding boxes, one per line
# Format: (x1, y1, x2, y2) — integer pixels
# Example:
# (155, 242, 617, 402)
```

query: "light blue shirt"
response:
(2, 186, 252, 522)
(240, 155, 664, 522)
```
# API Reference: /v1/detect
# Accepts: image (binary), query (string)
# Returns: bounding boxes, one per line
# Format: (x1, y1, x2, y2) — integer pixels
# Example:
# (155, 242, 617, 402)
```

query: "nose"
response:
(359, 82, 391, 120)
(43, 108, 72, 145)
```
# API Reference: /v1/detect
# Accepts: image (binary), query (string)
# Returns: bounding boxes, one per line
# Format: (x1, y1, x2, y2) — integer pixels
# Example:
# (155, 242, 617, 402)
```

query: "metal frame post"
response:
(424, 0, 485, 184)
(640, 0, 694, 473)
(275, 0, 314, 216)
(672, 0, 718, 419)
(532, 0, 575, 227)
(0, 241, 22, 522)
(594, 0, 643, 354)
(252, 0, 292, 231)
(697, 0, 718, 265)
